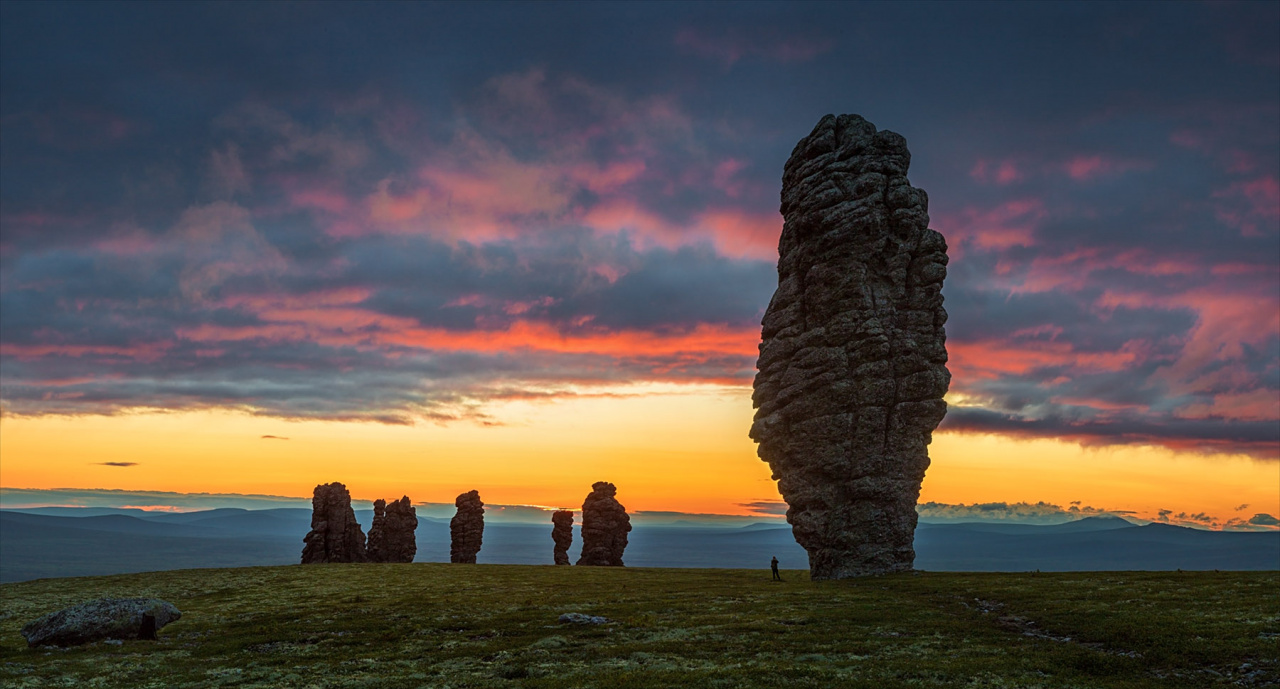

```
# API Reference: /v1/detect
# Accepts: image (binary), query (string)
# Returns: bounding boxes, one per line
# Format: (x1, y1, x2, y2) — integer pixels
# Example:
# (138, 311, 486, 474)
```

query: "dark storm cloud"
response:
(1, 1, 1276, 457)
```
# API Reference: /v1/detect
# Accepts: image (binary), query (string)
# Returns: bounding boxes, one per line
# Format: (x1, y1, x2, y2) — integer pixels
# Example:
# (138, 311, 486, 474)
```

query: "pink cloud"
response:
(1008, 248, 1205, 295)
(1092, 285, 1279, 419)
(948, 338, 1145, 382)
(13, 374, 125, 387)
(1174, 389, 1278, 423)
(581, 199, 679, 244)
(93, 225, 157, 256)
(1168, 118, 1271, 175)
(1063, 154, 1152, 181)
(970, 158, 1024, 185)
(263, 69, 774, 263)
(1169, 129, 1202, 149)
(712, 159, 749, 198)
(933, 199, 1046, 254)
(176, 315, 760, 377)
(255, 306, 418, 334)
(1213, 175, 1280, 237)
(695, 209, 781, 260)
(218, 287, 373, 311)
(674, 28, 832, 67)
(1, 342, 172, 362)
(567, 160, 647, 194)
(442, 294, 559, 315)
(290, 188, 351, 215)
(207, 143, 250, 197)
(580, 200, 780, 260)
(218, 103, 369, 172)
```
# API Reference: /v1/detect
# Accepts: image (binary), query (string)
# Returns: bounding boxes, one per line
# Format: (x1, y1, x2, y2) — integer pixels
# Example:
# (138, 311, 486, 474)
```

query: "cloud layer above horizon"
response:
(1, 2, 1277, 459)
(4, 487, 1274, 532)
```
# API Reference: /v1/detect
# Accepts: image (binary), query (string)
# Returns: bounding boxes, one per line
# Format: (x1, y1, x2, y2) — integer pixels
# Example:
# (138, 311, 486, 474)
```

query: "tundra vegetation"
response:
(0, 566, 1275, 688)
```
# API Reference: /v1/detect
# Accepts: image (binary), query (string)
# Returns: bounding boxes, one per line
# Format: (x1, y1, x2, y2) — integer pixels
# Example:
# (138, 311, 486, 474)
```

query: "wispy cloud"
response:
(917, 501, 1134, 525)
(736, 500, 788, 516)
(674, 27, 832, 67)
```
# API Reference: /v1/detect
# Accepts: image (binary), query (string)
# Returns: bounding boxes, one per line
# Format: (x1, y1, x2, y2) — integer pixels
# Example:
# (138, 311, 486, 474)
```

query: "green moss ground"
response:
(0, 565, 1275, 688)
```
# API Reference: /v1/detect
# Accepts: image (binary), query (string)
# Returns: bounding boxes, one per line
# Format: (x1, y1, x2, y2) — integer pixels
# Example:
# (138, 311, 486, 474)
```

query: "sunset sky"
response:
(1, 2, 1276, 530)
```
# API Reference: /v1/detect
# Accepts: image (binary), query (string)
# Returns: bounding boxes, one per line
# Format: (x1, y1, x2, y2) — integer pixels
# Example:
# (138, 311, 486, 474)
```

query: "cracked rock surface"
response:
(750, 113, 950, 580)
(21, 598, 181, 647)
(367, 495, 418, 563)
(450, 490, 485, 564)
(576, 482, 630, 566)
(551, 509, 574, 565)
(301, 482, 368, 564)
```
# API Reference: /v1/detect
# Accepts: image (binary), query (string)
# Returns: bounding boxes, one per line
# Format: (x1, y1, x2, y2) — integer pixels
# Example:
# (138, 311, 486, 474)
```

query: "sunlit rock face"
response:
(750, 114, 950, 580)
(551, 510, 574, 565)
(301, 482, 368, 564)
(576, 482, 631, 566)
(367, 496, 418, 563)
(450, 490, 485, 564)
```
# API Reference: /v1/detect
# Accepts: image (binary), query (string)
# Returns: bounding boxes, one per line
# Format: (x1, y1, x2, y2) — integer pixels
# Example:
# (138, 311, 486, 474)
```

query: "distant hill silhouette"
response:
(0, 508, 1275, 582)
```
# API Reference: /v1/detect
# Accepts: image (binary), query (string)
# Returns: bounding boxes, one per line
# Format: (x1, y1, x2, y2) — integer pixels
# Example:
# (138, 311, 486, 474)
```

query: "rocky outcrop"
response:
(576, 482, 631, 566)
(749, 114, 950, 580)
(367, 496, 418, 563)
(551, 510, 574, 565)
(301, 482, 367, 563)
(21, 598, 181, 646)
(450, 490, 484, 564)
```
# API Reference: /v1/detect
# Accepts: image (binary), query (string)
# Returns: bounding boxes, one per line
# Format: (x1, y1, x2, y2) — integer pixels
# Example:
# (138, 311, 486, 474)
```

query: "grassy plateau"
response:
(0, 565, 1276, 688)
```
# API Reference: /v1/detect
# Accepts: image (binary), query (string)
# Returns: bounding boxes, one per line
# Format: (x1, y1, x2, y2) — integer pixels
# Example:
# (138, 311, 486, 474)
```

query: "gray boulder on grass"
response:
(20, 597, 181, 647)
(558, 613, 610, 625)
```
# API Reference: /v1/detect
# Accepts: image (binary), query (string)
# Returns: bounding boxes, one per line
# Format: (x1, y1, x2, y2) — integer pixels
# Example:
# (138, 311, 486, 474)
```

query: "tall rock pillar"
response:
(367, 495, 418, 563)
(750, 114, 950, 579)
(301, 482, 368, 564)
(449, 490, 485, 564)
(551, 510, 574, 565)
(575, 482, 630, 566)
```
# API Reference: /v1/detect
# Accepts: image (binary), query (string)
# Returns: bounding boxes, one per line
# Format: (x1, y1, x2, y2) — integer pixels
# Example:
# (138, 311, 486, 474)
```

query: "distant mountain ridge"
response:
(1, 508, 1275, 583)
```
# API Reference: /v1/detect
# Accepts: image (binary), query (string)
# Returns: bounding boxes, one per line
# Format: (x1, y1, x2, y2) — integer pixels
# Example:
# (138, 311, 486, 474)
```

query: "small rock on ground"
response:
(558, 613, 610, 625)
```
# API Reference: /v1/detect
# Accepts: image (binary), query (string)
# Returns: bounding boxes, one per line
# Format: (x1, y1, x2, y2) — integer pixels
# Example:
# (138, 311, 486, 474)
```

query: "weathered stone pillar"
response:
(367, 495, 417, 563)
(576, 482, 631, 566)
(551, 510, 574, 565)
(449, 490, 484, 564)
(301, 482, 368, 563)
(750, 114, 950, 579)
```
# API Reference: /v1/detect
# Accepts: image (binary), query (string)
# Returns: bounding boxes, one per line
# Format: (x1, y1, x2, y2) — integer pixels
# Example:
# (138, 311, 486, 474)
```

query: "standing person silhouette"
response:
(770, 556, 781, 581)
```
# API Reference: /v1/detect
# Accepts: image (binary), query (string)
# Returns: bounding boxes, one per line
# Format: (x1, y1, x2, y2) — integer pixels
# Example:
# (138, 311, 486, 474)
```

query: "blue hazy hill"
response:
(1, 508, 1276, 583)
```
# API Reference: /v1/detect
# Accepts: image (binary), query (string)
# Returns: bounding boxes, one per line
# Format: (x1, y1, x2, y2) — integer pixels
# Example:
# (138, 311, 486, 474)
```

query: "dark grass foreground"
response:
(0, 565, 1275, 688)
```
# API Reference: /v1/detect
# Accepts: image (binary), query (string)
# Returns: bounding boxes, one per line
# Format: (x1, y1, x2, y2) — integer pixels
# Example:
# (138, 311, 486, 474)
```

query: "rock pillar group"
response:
(367, 496, 418, 563)
(301, 483, 419, 564)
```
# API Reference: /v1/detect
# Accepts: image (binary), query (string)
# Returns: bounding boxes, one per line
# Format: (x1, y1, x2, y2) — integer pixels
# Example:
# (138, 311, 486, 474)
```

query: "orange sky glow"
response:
(2, 386, 1275, 528)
